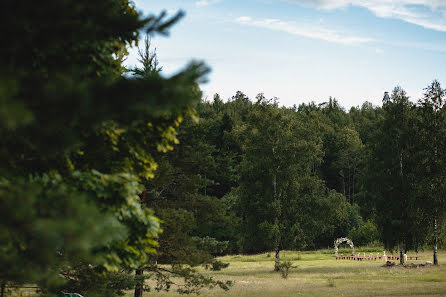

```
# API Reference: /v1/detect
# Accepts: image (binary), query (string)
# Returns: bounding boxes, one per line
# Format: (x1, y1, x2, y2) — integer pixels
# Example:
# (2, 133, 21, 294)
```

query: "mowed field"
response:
(133, 250, 446, 297)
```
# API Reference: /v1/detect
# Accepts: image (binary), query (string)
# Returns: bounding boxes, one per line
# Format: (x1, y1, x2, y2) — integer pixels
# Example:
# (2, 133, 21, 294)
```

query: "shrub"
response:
(276, 261, 297, 279)
(204, 260, 230, 271)
(327, 278, 336, 287)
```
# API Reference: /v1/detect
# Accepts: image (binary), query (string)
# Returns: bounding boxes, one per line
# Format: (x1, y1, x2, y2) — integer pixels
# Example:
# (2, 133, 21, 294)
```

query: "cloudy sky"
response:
(129, 0, 446, 108)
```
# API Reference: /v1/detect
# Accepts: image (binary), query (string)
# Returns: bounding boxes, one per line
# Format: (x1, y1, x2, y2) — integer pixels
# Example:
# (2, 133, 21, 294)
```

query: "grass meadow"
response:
(134, 249, 446, 297)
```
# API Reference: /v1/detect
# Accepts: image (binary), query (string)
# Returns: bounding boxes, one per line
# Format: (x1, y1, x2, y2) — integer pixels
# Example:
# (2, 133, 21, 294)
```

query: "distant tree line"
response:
(150, 84, 446, 268)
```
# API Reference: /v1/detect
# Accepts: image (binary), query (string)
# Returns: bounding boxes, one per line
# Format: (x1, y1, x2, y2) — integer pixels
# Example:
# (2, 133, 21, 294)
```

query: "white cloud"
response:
(235, 16, 253, 22)
(235, 16, 373, 45)
(195, 0, 221, 8)
(375, 48, 384, 53)
(284, 0, 446, 31)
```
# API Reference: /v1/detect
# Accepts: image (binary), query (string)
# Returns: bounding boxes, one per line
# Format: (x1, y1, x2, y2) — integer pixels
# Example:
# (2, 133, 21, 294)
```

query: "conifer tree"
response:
(0, 0, 216, 295)
(371, 87, 419, 262)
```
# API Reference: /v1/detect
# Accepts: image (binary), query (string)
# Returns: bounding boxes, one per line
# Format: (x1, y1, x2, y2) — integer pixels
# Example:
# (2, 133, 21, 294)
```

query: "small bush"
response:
(327, 278, 336, 287)
(204, 260, 230, 271)
(276, 261, 297, 279)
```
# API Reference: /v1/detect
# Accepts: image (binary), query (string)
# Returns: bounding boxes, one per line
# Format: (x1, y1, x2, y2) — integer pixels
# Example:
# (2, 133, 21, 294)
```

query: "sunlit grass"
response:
(131, 250, 446, 297)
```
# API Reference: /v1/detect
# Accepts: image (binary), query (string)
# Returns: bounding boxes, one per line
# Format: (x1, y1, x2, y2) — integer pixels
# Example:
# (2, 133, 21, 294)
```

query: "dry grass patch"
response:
(129, 250, 446, 297)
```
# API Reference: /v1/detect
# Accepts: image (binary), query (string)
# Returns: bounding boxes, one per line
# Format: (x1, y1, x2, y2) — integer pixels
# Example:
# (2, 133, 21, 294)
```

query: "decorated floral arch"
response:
(334, 237, 355, 256)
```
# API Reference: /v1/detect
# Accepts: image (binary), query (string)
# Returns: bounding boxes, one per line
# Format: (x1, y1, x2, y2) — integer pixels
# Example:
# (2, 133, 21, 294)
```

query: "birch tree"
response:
(415, 80, 446, 265)
(236, 96, 322, 270)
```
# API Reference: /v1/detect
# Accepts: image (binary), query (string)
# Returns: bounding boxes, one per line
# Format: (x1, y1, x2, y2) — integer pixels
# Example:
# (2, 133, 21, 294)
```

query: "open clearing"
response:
(132, 250, 446, 297)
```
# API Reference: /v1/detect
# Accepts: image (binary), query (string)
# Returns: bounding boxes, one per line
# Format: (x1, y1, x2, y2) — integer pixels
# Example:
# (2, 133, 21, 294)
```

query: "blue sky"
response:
(128, 0, 446, 108)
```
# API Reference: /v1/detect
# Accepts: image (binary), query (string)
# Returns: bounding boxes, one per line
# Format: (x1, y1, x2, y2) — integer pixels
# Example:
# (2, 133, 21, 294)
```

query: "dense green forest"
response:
(153, 85, 446, 262)
(1, 0, 446, 296)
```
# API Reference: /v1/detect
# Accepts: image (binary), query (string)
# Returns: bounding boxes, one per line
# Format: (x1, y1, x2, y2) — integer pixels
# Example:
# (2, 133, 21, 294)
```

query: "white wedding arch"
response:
(334, 237, 355, 256)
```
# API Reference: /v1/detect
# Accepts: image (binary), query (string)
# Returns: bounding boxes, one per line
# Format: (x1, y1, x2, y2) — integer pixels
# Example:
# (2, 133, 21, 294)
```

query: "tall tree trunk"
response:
(134, 268, 144, 297)
(274, 245, 280, 271)
(400, 247, 404, 265)
(434, 217, 438, 265)
(271, 142, 282, 271)
(272, 166, 281, 272)
(399, 151, 403, 177)
(273, 172, 277, 202)
(352, 166, 355, 204)
(398, 149, 406, 267)
(348, 166, 351, 202)
(273, 172, 280, 271)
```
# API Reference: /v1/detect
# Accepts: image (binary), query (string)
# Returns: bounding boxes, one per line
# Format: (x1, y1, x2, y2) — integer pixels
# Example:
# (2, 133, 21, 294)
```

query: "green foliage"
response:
(59, 265, 139, 297)
(2, 0, 446, 288)
(368, 86, 419, 251)
(0, 177, 123, 286)
(60, 263, 233, 297)
(132, 34, 163, 76)
(316, 99, 365, 204)
(146, 264, 232, 295)
(236, 96, 323, 253)
(276, 261, 297, 279)
(193, 237, 229, 256)
(204, 260, 230, 271)
(0, 0, 210, 294)
(143, 101, 240, 266)
(69, 170, 160, 269)
(414, 81, 446, 219)
(348, 220, 380, 247)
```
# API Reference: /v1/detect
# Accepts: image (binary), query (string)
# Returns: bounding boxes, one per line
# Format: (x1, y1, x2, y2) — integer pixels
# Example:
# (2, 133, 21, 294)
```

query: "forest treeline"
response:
(1, 0, 445, 296)
(148, 84, 446, 267)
